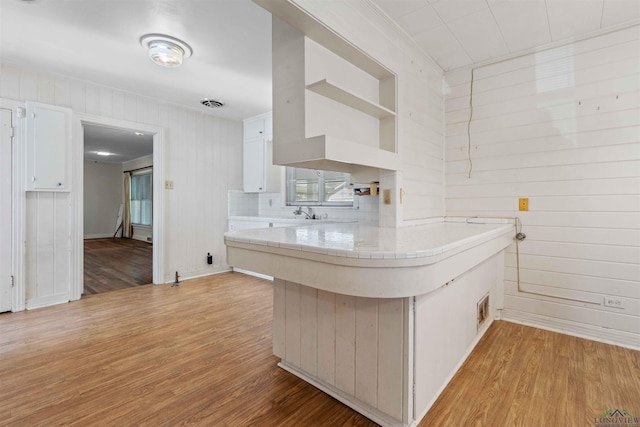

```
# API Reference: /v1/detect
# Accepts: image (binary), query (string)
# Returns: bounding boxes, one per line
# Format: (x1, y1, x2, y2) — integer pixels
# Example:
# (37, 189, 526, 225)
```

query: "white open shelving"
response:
(306, 79, 397, 120)
(270, 11, 399, 175)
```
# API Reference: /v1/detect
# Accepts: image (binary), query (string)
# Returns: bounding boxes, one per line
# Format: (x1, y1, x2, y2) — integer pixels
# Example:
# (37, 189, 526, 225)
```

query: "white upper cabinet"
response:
(243, 112, 281, 193)
(243, 136, 266, 192)
(25, 102, 72, 192)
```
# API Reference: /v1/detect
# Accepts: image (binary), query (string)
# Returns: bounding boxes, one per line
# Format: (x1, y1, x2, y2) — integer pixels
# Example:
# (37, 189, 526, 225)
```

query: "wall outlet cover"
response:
(383, 189, 391, 205)
(519, 197, 528, 211)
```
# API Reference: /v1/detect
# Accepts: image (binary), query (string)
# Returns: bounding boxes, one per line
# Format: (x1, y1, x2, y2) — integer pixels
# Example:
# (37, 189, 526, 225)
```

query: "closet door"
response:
(0, 108, 12, 312)
(25, 102, 72, 191)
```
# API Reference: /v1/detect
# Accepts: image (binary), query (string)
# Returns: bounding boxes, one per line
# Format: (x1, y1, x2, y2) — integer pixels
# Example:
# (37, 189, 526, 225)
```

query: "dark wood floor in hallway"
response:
(1, 272, 638, 426)
(83, 237, 152, 295)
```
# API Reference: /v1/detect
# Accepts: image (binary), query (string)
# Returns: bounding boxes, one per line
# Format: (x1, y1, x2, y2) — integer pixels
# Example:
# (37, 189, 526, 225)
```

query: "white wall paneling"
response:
(0, 62, 243, 309)
(274, 279, 407, 424)
(444, 26, 640, 349)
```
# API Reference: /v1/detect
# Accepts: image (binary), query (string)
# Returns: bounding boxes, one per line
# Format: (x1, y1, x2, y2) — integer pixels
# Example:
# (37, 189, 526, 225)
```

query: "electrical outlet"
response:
(519, 198, 528, 211)
(165, 180, 174, 190)
(383, 189, 391, 205)
(604, 296, 624, 309)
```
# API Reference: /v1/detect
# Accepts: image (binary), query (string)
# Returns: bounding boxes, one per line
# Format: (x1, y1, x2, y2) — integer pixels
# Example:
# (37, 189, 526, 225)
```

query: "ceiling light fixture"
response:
(96, 151, 112, 156)
(134, 132, 145, 136)
(140, 34, 192, 68)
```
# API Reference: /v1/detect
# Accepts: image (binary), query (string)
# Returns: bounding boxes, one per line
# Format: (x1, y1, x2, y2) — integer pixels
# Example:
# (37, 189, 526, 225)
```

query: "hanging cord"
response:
(467, 68, 475, 179)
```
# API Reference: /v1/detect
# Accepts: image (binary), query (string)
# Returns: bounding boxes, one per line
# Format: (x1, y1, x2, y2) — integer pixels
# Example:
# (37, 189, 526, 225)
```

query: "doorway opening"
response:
(82, 124, 154, 295)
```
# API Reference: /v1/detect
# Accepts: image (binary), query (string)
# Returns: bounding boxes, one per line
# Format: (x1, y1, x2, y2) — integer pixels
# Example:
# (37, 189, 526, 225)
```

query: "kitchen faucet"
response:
(293, 206, 314, 219)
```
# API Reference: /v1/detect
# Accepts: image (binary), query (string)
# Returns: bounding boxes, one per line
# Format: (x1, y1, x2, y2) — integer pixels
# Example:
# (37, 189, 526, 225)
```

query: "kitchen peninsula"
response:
(225, 219, 514, 426)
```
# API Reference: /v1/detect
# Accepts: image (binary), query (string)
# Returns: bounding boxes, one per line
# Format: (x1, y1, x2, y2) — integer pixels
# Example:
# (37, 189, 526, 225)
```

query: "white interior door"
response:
(0, 108, 12, 312)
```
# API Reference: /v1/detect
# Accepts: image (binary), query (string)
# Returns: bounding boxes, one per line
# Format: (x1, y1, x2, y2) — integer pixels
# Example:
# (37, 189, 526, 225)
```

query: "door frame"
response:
(71, 114, 165, 301)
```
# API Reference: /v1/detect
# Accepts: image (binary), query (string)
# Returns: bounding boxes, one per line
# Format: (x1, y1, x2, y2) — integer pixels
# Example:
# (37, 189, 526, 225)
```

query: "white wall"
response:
(444, 26, 640, 348)
(84, 161, 122, 238)
(1, 62, 242, 308)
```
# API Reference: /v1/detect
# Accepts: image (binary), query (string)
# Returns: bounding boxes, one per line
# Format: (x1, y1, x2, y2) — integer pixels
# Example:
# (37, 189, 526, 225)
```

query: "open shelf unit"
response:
(306, 79, 396, 120)
(270, 9, 399, 174)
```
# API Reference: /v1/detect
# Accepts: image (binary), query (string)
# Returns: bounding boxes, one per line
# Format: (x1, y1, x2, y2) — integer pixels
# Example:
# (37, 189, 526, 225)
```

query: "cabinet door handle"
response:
(57, 182, 63, 187)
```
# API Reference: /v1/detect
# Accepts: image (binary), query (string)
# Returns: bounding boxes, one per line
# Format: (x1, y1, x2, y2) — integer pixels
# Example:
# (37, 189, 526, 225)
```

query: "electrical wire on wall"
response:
(467, 68, 475, 179)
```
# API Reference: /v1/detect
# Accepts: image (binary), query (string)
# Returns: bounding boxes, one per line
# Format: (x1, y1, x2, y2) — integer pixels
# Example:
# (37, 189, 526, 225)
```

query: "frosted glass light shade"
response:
(140, 34, 192, 69)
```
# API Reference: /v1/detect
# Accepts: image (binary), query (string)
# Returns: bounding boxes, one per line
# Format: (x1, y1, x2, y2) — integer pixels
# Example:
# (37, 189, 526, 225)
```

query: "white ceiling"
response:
(84, 125, 153, 163)
(0, 0, 272, 121)
(1, 0, 638, 125)
(371, 0, 640, 70)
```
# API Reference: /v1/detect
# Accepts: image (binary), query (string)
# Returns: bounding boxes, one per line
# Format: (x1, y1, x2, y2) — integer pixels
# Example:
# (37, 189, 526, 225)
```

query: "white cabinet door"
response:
(244, 117, 266, 139)
(243, 137, 266, 192)
(25, 102, 72, 191)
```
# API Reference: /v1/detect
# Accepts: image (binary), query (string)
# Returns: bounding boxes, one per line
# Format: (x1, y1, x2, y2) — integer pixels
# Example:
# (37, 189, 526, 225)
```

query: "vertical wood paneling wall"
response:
(1, 63, 242, 307)
(289, 0, 446, 223)
(444, 26, 640, 348)
(272, 279, 407, 422)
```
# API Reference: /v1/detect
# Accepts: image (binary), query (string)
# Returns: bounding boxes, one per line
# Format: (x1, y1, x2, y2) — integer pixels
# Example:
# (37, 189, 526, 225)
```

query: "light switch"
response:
(165, 180, 174, 190)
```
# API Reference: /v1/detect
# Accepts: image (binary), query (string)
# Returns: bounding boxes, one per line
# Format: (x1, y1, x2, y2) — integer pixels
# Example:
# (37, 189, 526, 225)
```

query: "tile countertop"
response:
(224, 218, 514, 261)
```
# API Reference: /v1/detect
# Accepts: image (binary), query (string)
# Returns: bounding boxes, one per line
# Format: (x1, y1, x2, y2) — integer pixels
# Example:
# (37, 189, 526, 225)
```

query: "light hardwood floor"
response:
(83, 238, 152, 295)
(1, 273, 638, 426)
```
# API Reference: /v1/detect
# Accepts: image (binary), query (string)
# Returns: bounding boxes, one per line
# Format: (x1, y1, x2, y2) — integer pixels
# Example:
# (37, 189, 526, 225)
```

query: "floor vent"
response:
(477, 294, 489, 330)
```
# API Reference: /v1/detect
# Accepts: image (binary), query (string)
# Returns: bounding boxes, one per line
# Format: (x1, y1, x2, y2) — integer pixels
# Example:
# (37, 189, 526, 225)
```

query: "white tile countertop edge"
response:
(224, 217, 515, 261)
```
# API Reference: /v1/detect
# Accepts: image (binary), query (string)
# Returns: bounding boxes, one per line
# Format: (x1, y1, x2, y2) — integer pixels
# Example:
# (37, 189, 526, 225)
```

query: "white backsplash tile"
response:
(228, 190, 380, 225)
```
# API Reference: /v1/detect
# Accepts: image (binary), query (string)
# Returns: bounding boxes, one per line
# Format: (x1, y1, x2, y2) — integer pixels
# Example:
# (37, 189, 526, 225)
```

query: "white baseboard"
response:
(84, 233, 113, 239)
(231, 267, 273, 281)
(501, 309, 640, 351)
(162, 267, 235, 285)
(26, 293, 69, 310)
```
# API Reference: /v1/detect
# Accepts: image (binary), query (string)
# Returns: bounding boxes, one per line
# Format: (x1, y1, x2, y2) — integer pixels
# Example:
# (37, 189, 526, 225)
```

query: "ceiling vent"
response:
(200, 99, 224, 108)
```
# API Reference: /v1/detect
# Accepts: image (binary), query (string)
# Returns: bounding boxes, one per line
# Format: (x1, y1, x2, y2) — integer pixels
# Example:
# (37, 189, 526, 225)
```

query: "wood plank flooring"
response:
(1, 272, 638, 426)
(83, 238, 152, 295)
(421, 320, 640, 426)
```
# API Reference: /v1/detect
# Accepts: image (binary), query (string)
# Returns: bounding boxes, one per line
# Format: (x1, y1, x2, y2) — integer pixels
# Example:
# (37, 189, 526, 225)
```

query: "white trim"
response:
(26, 293, 69, 310)
(1, 98, 26, 312)
(501, 310, 640, 351)
(72, 114, 165, 300)
(231, 267, 273, 281)
(84, 234, 114, 239)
